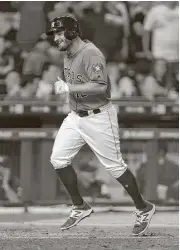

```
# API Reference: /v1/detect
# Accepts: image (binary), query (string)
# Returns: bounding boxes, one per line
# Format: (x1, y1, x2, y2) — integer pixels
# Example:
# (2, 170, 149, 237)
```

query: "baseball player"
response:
(46, 15, 155, 236)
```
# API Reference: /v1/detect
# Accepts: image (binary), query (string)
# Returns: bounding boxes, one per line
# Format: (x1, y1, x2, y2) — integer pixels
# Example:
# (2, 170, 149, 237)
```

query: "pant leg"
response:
(50, 112, 86, 169)
(79, 104, 127, 178)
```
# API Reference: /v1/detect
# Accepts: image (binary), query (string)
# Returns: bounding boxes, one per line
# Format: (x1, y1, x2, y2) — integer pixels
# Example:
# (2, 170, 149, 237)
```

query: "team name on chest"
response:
(64, 67, 83, 84)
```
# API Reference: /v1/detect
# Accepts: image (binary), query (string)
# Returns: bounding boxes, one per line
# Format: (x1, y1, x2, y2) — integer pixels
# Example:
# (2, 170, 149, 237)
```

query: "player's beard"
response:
(56, 39, 71, 51)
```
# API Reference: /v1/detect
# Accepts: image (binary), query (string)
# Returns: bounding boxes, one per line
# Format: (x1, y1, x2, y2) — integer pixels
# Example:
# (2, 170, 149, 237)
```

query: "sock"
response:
(56, 165, 83, 206)
(117, 168, 147, 209)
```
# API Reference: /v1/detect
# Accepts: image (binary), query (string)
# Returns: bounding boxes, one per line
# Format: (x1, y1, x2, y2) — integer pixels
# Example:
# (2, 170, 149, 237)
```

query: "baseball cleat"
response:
(132, 201, 156, 236)
(61, 201, 93, 230)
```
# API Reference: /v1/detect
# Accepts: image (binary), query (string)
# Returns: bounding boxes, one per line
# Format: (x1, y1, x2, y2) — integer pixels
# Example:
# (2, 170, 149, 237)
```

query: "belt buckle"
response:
(78, 110, 88, 117)
(93, 108, 100, 114)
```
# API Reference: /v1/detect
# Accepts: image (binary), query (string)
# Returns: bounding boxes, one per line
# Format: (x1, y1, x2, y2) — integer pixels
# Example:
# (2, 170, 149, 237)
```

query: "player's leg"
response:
(80, 103, 155, 235)
(80, 104, 146, 207)
(50, 113, 93, 230)
(50, 113, 86, 205)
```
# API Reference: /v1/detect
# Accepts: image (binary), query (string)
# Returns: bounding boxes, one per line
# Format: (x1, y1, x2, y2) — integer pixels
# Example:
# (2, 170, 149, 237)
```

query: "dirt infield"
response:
(0, 211, 178, 250)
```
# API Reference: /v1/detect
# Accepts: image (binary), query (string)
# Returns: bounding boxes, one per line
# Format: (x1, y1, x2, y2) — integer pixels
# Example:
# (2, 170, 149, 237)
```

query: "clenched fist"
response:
(54, 77, 70, 95)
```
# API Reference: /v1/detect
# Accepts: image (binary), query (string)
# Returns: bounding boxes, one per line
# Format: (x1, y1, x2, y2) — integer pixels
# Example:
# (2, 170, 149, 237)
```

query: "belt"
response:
(76, 108, 101, 117)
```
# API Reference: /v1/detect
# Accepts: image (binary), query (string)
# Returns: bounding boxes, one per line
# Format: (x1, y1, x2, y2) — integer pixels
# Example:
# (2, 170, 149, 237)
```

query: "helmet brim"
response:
(46, 27, 64, 36)
(46, 29, 54, 36)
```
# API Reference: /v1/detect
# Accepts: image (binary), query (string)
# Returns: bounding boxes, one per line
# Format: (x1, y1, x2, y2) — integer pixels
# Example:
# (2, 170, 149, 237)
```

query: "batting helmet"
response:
(46, 15, 81, 40)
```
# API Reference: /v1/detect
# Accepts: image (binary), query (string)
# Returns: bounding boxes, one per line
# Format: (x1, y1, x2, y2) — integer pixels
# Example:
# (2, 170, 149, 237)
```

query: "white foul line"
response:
(0, 236, 177, 240)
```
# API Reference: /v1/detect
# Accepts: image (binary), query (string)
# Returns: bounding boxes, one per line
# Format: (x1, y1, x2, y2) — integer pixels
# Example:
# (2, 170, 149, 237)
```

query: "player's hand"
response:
(54, 77, 70, 95)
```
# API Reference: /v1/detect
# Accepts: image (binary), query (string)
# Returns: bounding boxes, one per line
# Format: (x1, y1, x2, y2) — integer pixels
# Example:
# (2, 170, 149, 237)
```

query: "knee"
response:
(50, 153, 71, 169)
(106, 160, 128, 179)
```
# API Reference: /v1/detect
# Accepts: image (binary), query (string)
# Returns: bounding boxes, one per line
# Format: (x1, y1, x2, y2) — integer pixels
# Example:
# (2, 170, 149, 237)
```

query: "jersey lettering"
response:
(76, 74, 83, 83)
(64, 68, 83, 83)
(76, 93, 88, 98)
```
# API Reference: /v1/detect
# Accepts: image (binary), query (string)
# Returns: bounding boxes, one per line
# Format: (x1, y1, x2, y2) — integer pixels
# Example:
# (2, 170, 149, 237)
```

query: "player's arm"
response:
(69, 81, 107, 95)
(54, 77, 107, 95)
(69, 54, 108, 95)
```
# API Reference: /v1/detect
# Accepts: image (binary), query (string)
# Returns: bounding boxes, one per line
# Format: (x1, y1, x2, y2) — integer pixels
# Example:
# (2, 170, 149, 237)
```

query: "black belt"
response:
(76, 108, 101, 117)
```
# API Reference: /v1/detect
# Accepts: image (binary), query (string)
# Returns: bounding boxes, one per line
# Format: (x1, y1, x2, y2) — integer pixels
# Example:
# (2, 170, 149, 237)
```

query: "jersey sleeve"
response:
(84, 52, 108, 84)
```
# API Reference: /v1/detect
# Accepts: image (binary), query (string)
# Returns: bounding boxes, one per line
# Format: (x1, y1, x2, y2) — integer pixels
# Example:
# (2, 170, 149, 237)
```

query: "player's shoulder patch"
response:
(92, 63, 104, 74)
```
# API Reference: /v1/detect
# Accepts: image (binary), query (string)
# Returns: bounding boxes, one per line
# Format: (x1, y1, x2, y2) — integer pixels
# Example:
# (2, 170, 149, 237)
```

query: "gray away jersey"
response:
(64, 41, 111, 111)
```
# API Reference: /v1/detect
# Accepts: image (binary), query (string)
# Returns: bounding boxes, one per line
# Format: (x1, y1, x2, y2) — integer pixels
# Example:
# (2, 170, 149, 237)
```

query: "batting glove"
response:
(54, 77, 70, 95)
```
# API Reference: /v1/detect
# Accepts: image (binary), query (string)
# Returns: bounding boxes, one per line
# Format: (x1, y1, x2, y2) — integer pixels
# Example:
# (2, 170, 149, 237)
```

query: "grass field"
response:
(0, 210, 178, 250)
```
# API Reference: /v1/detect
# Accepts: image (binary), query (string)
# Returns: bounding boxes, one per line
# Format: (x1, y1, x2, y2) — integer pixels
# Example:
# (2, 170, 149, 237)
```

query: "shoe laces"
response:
(133, 210, 147, 225)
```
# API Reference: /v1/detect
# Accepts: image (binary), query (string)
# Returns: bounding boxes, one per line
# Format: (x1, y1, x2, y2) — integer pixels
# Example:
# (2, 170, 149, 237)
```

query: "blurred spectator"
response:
(0, 155, 20, 203)
(168, 88, 179, 102)
(118, 76, 137, 97)
(48, 1, 72, 20)
(130, 2, 146, 61)
(0, 12, 12, 36)
(117, 68, 138, 97)
(0, 36, 14, 78)
(20, 78, 38, 99)
(73, 1, 103, 20)
(36, 62, 64, 101)
(0, 36, 14, 96)
(84, 2, 128, 62)
(107, 1, 130, 61)
(5, 12, 25, 73)
(138, 59, 178, 101)
(138, 59, 168, 100)
(107, 62, 120, 99)
(4, 71, 21, 99)
(4, 12, 20, 42)
(0, 1, 18, 12)
(22, 40, 50, 79)
(44, 1, 57, 18)
(79, 4, 99, 42)
(103, 2, 129, 62)
(5, 42, 24, 74)
(136, 144, 179, 202)
(138, 77, 168, 101)
(0, 1, 178, 102)
(36, 63, 56, 100)
(143, 1, 179, 90)
(47, 45, 64, 69)
(151, 59, 168, 88)
(134, 72, 147, 97)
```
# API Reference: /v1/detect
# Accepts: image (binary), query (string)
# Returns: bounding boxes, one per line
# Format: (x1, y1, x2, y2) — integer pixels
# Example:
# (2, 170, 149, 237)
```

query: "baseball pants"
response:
(50, 102, 127, 178)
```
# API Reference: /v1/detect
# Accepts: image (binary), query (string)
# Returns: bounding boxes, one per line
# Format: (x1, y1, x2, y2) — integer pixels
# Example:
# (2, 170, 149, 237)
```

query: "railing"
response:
(0, 97, 178, 117)
(0, 128, 178, 205)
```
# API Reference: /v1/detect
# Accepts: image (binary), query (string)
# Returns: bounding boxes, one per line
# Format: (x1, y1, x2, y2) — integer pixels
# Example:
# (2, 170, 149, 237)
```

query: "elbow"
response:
(90, 82, 107, 94)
